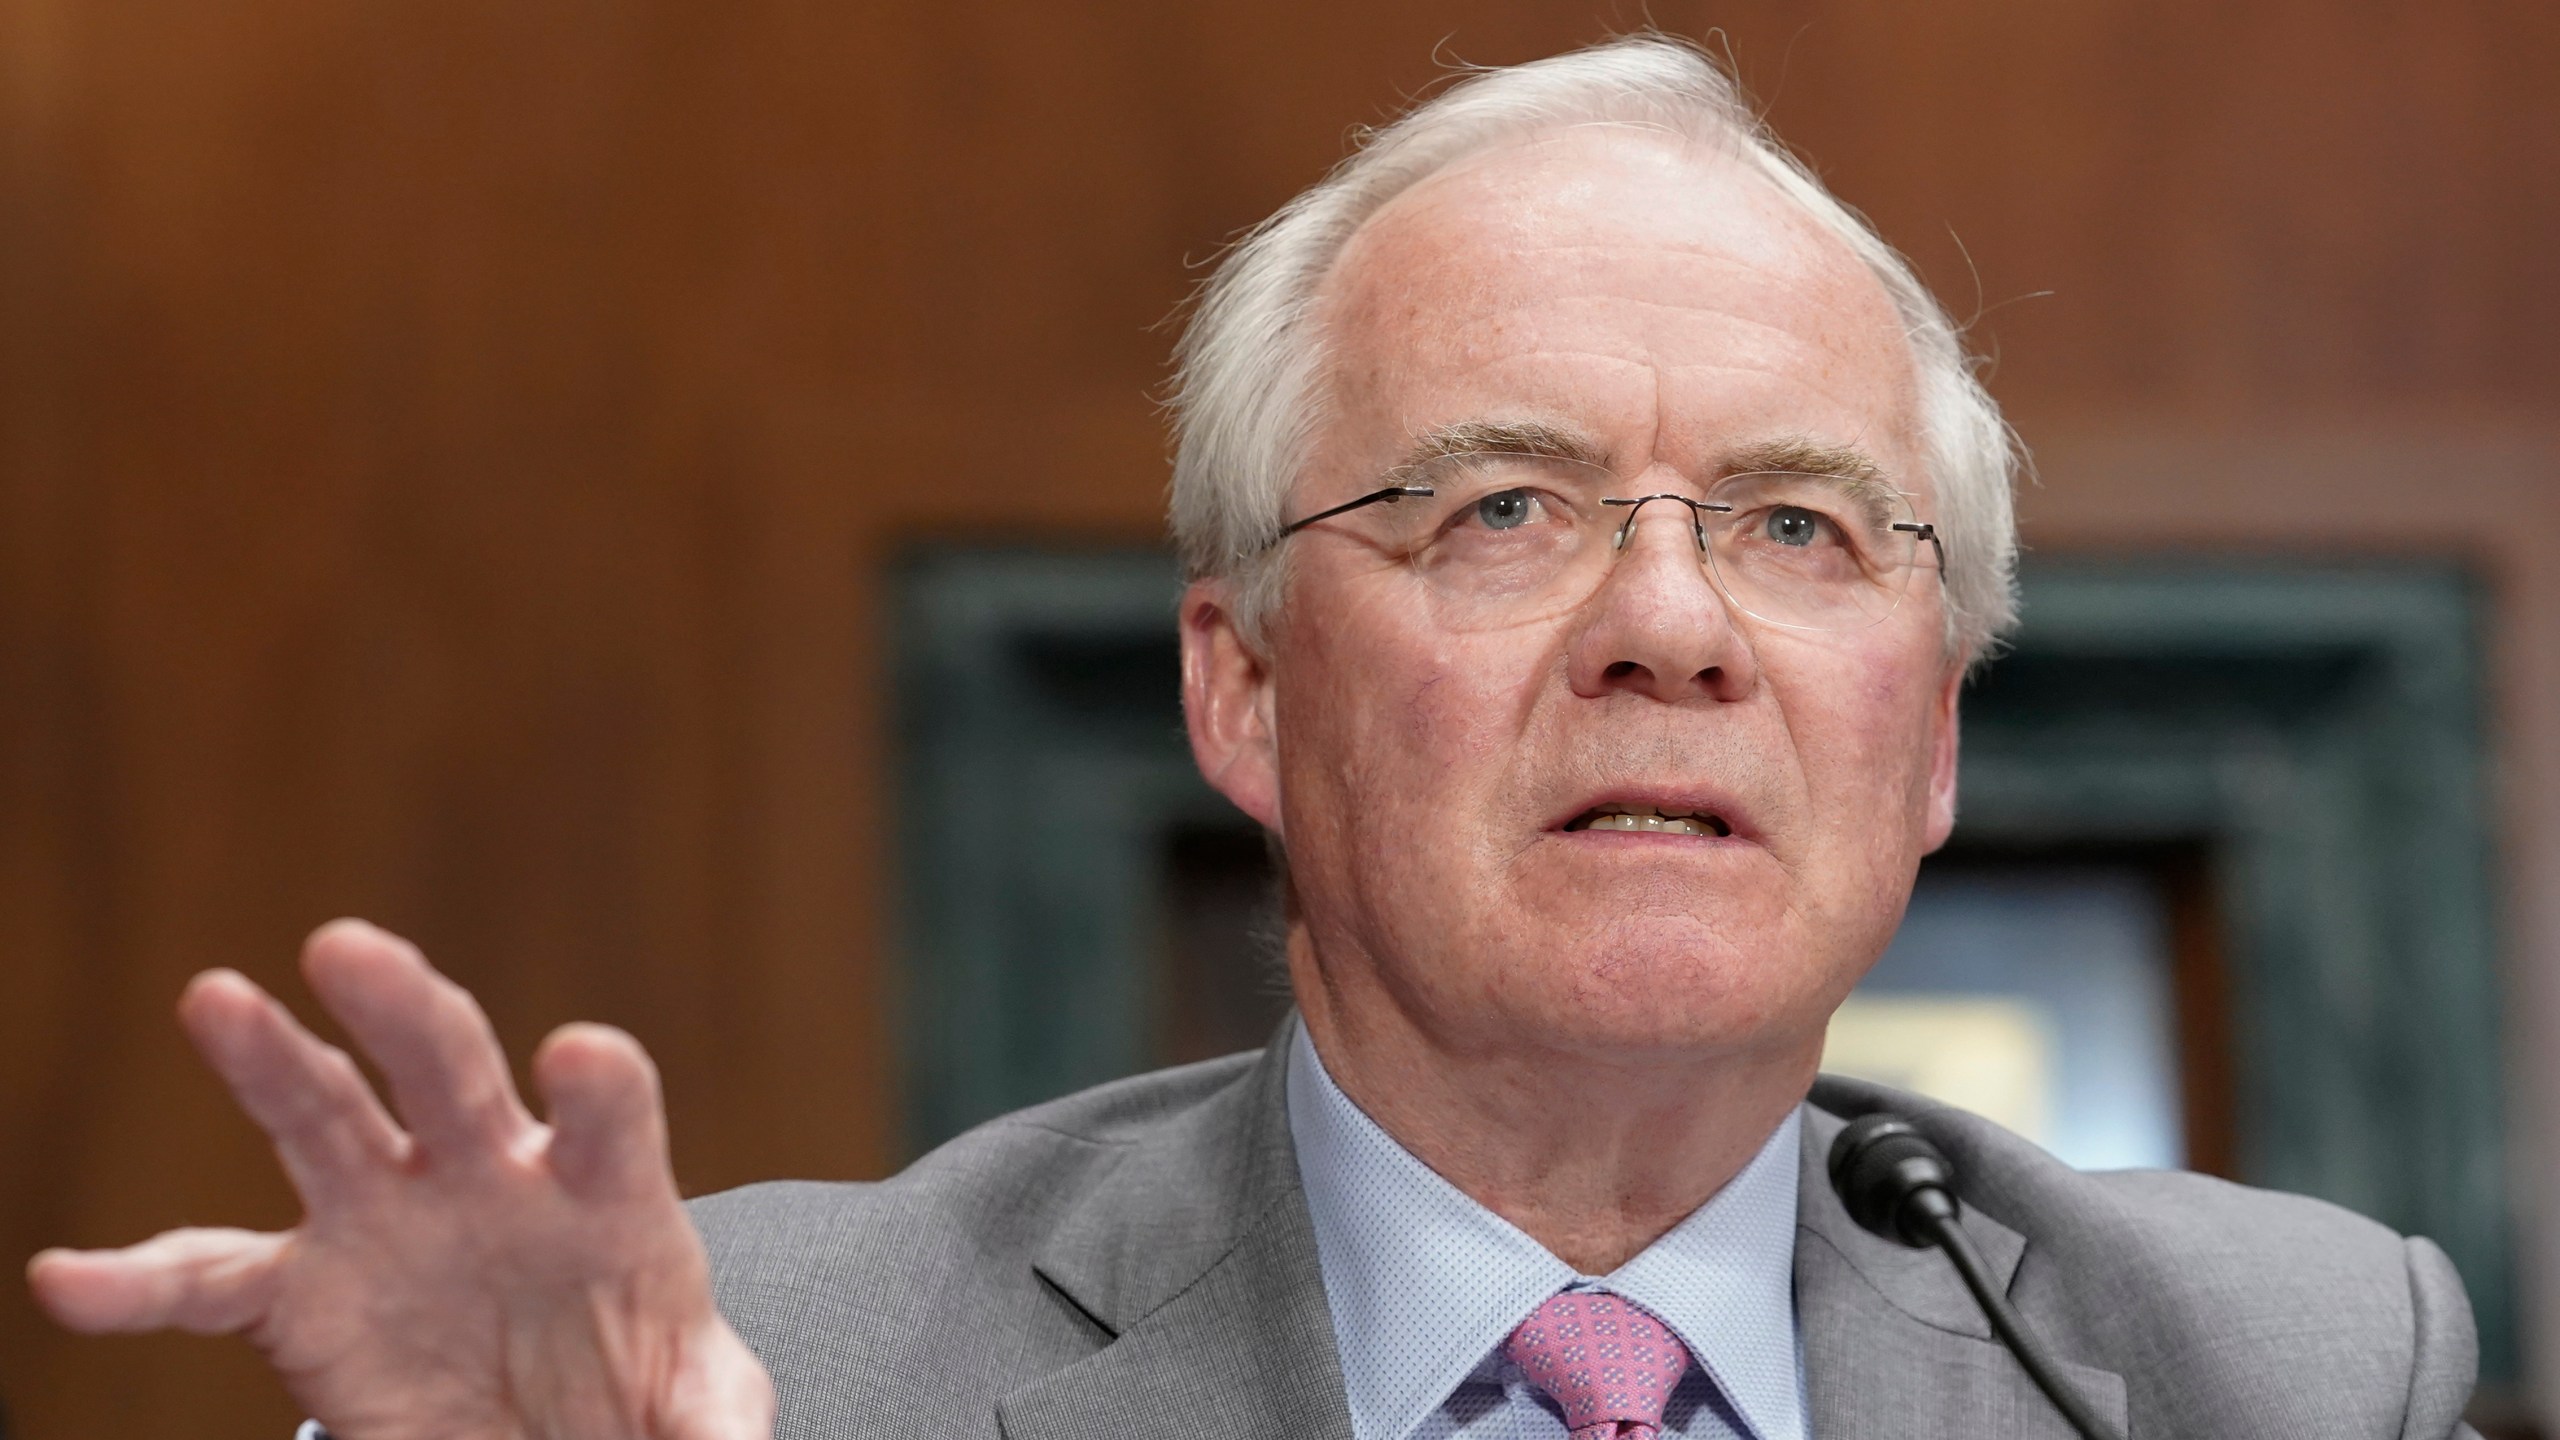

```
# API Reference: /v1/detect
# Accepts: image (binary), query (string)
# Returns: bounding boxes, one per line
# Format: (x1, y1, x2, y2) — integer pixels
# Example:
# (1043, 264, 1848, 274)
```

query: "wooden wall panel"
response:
(1, 2, 2553, 1435)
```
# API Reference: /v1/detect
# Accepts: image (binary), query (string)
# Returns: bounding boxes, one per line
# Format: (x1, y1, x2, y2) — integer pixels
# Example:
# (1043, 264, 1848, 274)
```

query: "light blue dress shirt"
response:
(1286, 1027, 1806, 1440)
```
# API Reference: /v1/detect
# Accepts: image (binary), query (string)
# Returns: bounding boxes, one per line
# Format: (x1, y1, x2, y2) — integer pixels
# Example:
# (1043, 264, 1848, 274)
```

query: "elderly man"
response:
(30, 36, 2478, 1440)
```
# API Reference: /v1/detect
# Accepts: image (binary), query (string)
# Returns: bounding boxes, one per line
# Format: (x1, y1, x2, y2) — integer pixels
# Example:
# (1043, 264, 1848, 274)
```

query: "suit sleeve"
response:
(2400, 1236, 2481, 1440)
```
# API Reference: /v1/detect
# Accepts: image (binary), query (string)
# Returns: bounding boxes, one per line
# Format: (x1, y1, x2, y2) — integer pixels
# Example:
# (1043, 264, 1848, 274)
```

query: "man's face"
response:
(1183, 128, 1963, 1068)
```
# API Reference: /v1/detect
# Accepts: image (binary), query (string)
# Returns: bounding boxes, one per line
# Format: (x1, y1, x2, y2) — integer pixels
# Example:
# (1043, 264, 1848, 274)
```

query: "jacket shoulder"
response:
(1811, 1075, 2478, 1436)
(691, 1047, 1262, 1279)
(1810, 1073, 2431, 1292)
(685, 1051, 1267, 1434)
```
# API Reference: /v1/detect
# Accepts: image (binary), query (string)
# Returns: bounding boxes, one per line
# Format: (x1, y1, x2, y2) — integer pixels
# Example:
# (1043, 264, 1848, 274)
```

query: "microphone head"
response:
(1827, 1112, 1960, 1248)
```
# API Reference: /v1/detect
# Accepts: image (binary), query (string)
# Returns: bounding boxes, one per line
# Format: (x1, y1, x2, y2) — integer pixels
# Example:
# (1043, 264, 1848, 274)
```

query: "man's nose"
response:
(1564, 500, 1760, 703)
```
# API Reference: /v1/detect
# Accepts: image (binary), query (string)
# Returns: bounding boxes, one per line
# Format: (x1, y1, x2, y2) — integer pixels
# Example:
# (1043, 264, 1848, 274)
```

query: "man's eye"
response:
(1763, 505, 1831, 547)
(1472, 489, 1537, 530)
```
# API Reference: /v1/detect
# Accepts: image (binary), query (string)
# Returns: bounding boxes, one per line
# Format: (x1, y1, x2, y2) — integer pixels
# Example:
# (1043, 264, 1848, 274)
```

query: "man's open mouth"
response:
(1563, 802, 1732, 838)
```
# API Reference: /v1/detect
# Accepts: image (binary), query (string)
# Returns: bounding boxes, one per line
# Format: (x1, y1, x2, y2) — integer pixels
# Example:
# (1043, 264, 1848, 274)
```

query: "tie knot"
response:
(1502, 1291, 1692, 1438)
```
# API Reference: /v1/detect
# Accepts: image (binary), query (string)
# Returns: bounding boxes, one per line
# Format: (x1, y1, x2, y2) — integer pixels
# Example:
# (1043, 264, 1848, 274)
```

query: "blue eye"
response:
(1475, 489, 1535, 530)
(1765, 506, 1825, 547)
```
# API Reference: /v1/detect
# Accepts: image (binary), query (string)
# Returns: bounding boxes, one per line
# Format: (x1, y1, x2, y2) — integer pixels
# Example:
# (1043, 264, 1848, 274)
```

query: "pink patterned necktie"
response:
(1502, 1291, 1693, 1440)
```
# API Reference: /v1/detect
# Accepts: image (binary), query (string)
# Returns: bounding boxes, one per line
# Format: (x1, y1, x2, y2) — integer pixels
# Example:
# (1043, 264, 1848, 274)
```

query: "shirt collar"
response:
(1286, 1023, 1804, 1440)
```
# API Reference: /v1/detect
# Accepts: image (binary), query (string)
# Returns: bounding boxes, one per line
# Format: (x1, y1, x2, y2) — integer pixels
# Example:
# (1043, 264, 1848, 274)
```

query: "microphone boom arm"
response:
(1828, 1113, 2126, 1440)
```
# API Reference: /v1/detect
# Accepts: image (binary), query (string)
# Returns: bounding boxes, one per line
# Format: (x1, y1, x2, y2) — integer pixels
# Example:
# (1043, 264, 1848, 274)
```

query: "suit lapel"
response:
(995, 1043, 2131, 1440)
(999, 1028, 1356, 1440)
(1795, 1099, 2127, 1440)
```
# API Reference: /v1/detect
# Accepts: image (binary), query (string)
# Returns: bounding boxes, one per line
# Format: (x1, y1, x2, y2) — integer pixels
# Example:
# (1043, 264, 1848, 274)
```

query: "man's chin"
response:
(1456, 934, 1845, 1060)
(1503, 895, 1798, 964)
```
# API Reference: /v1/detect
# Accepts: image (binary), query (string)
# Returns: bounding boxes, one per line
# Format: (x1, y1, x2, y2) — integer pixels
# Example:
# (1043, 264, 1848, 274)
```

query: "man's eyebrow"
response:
(1392, 420, 1610, 474)
(1390, 425, 1902, 499)
(1722, 437, 1888, 487)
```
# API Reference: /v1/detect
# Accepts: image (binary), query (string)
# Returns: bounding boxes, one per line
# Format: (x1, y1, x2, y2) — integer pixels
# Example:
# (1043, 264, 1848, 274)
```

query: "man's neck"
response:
(1292, 943, 1821, 1275)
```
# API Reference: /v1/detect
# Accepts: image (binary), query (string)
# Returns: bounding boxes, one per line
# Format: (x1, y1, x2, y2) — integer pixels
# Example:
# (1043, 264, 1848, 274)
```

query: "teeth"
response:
(1579, 812, 1725, 837)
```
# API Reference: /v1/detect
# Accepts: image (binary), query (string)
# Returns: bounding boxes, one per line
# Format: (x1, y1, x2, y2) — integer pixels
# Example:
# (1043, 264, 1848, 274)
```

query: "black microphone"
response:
(1827, 1113, 2125, 1440)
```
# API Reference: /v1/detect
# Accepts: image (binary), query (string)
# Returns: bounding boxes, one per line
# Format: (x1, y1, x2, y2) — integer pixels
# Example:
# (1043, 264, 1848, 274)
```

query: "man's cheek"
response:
(1833, 663, 1943, 799)
(1374, 639, 1517, 774)
(1798, 722, 1935, 884)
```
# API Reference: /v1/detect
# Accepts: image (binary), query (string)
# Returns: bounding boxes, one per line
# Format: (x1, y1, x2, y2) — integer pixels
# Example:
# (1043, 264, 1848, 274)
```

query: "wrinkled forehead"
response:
(1309, 126, 1927, 486)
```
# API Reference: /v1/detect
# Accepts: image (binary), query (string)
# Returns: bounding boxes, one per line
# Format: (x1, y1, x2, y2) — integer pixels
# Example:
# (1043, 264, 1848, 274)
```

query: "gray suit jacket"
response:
(693, 1034, 2479, 1439)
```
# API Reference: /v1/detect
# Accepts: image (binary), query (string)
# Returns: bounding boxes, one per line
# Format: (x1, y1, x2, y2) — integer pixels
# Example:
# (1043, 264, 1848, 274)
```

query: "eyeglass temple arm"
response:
(1269, 485, 1435, 544)
(1892, 520, 1947, 573)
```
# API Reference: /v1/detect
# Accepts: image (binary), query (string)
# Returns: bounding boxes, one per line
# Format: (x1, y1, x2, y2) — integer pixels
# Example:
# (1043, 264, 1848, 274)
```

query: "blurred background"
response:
(3, 1, 2556, 1435)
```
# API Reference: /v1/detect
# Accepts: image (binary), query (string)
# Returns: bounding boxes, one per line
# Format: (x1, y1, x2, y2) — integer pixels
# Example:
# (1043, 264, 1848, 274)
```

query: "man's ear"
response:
(1180, 579, 1284, 833)
(1921, 661, 1964, 853)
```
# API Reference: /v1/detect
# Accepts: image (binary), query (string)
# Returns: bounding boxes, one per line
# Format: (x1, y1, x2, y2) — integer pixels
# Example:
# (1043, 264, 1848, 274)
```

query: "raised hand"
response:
(25, 919, 775, 1440)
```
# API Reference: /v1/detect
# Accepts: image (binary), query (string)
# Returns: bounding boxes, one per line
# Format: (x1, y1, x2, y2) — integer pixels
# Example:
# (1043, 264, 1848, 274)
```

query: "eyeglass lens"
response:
(1335, 452, 1933, 633)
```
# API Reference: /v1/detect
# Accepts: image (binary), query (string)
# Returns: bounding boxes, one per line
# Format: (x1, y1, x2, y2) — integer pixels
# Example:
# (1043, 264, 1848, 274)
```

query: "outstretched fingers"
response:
(535, 1023, 673, 1203)
(27, 1228, 290, 1335)
(301, 919, 538, 1164)
(180, 969, 408, 1203)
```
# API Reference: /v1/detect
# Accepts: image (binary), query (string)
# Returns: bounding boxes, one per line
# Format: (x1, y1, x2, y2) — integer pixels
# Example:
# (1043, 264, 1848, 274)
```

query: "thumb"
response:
(29, 1227, 291, 1335)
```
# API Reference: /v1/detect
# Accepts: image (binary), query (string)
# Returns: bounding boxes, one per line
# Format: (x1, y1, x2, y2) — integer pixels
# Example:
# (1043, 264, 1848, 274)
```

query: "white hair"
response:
(1164, 34, 2022, 666)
